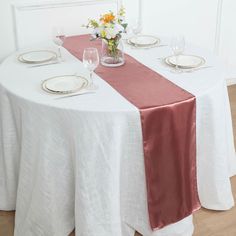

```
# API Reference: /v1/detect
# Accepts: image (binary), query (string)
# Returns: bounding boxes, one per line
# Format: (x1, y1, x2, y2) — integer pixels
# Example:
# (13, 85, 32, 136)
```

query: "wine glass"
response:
(131, 20, 142, 36)
(52, 27, 66, 61)
(170, 35, 185, 73)
(128, 19, 142, 47)
(83, 48, 99, 89)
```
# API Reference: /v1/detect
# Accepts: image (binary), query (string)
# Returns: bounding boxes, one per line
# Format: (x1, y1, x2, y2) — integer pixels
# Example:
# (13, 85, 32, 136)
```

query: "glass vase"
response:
(101, 39, 125, 67)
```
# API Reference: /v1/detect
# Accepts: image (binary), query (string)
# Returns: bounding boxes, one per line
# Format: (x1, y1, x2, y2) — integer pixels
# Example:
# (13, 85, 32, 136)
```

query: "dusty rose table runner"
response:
(63, 35, 201, 229)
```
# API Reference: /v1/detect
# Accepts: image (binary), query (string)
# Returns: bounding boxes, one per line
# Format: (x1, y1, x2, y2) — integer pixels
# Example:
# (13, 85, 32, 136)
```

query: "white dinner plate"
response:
(42, 75, 88, 94)
(18, 50, 57, 64)
(127, 35, 160, 47)
(165, 55, 205, 69)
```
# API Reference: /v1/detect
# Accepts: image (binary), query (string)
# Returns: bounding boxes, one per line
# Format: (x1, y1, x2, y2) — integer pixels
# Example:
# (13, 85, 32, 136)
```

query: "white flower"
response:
(114, 23, 124, 32)
(105, 28, 118, 39)
(106, 34, 112, 39)
(92, 28, 99, 36)
(118, 15, 125, 22)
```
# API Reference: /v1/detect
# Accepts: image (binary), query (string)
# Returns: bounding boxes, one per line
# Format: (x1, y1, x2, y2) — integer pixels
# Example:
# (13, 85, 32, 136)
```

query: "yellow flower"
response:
(100, 13, 115, 24)
(118, 6, 125, 17)
(108, 40, 114, 46)
(101, 30, 106, 38)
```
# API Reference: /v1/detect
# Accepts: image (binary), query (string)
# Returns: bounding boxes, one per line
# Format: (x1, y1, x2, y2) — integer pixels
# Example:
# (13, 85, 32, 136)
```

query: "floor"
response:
(1, 85, 236, 236)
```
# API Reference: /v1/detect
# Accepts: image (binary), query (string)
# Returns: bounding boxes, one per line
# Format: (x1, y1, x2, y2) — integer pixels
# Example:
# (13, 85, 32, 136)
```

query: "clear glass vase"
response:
(101, 39, 125, 67)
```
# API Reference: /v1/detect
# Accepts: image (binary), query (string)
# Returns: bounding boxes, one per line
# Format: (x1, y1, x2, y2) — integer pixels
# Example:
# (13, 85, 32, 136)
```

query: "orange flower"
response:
(100, 13, 115, 23)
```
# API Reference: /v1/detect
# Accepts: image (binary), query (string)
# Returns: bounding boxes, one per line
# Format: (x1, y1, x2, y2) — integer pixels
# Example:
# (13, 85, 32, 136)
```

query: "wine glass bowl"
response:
(131, 21, 142, 36)
(53, 35, 66, 47)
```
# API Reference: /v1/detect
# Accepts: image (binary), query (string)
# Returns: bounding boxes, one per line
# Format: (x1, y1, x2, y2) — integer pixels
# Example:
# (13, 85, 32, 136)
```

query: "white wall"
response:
(12, 0, 119, 49)
(0, 0, 120, 58)
(0, 0, 16, 61)
(219, 0, 236, 81)
(141, 0, 218, 52)
(0, 0, 236, 81)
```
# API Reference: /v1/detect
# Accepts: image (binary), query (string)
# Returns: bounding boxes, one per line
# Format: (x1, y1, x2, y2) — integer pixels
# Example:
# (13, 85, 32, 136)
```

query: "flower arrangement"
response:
(85, 7, 127, 66)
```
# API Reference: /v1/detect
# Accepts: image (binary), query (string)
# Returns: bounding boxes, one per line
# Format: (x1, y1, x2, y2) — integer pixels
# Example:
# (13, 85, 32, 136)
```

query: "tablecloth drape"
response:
(0, 38, 235, 236)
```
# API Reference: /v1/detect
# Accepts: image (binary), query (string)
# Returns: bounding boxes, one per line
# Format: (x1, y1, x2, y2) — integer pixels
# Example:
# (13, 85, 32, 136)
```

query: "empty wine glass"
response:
(83, 48, 99, 89)
(170, 35, 185, 73)
(131, 20, 142, 35)
(52, 27, 66, 61)
(128, 20, 142, 47)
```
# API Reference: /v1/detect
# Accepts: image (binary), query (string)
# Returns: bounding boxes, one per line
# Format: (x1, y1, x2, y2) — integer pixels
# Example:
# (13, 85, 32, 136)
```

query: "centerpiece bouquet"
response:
(86, 7, 127, 67)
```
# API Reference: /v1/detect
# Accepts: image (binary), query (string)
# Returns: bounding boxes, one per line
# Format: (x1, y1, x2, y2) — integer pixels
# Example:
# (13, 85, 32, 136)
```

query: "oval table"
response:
(0, 37, 235, 236)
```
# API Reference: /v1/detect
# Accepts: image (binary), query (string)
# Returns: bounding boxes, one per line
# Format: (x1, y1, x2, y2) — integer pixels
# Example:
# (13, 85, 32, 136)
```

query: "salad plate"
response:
(18, 50, 57, 64)
(42, 75, 88, 94)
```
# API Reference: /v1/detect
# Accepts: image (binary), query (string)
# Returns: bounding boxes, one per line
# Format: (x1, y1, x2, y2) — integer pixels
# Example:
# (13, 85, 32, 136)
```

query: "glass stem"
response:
(58, 46, 62, 59)
(90, 71, 93, 85)
(134, 34, 138, 48)
(175, 55, 179, 71)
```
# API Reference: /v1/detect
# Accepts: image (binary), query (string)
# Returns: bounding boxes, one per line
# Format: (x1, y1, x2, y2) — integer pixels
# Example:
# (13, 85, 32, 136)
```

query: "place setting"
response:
(126, 34, 161, 49)
(41, 47, 99, 100)
(158, 35, 211, 73)
(126, 33, 169, 49)
(123, 20, 168, 49)
(18, 50, 58, 66)
(17, 27, 66, 68)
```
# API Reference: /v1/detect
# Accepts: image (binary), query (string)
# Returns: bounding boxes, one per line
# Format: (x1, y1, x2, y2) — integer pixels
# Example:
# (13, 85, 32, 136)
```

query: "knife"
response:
(29, 61, 60, 68)
(54, 90, 95, 100)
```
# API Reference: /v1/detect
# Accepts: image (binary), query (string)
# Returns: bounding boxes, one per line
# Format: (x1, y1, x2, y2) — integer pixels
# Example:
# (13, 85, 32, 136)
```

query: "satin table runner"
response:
(63, 35, 200, 230)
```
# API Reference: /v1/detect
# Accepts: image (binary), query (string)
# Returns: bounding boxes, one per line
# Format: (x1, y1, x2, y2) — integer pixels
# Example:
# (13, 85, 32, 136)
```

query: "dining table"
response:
(0, 34, 236, 236)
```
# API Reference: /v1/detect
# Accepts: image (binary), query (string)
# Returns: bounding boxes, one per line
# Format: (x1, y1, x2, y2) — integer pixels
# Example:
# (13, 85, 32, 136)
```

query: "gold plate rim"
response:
(18, 50, 57, 64)
(165, 54, 206, 69)
(41, 75, 89, 95)
(127, 35, 161, 48)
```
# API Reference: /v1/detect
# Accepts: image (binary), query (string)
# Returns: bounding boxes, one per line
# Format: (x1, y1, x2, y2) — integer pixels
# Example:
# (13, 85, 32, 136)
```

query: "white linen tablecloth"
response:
(0, 39, 235, 236)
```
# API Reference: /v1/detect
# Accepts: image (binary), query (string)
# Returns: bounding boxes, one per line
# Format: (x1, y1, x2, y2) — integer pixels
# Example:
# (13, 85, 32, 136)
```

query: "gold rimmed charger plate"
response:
(42, 75, 88, 95)
(165, 54, 206, 69)
(127, 35, 160, 48)
(18, 50, 57, 64)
